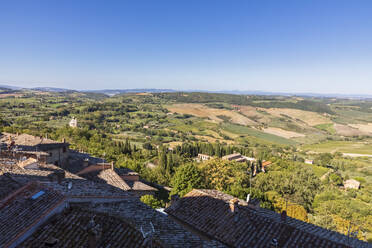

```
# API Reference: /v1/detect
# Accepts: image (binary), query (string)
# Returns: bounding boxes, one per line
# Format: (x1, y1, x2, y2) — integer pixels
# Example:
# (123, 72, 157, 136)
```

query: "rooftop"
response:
(87, 199, 225, 247)
(0, 181, 65, 247)
(77, 164, 157, 192)
(222, 153, 242, 160)
(165, 189, 371, 248)
(0, 159, 132, 198)
(0, 132, 64, 146)
(20, 207, 164, 248)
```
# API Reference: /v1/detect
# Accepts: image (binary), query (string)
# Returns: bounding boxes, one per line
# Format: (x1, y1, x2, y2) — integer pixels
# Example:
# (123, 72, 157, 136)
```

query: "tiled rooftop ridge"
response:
(165, 189, 371, 248)
(20, 207, 164, 248)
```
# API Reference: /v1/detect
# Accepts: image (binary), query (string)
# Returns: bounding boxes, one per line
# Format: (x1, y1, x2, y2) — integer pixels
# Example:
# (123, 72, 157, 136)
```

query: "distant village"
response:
(0, 131, 369, 247)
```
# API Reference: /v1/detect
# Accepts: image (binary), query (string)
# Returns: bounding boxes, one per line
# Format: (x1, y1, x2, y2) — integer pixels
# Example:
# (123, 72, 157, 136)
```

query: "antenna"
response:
(140, 222, 156, 248)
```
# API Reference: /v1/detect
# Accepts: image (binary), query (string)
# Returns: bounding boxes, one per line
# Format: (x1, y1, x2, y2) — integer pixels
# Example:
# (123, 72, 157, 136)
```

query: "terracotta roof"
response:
(78, 165, 157, 192)
(20, 207, 163, 248)
(0, 181, 65, 247)
(17, 157, 38, 168)
(126, 180, 158, 191)
(87, 199, 225, 247)
(0, 132, 63, 146)
(165, 189, 371, 248)
(262, 160, 272, 167)
(222, 153, 242, 160)
(0, 172, 25, 201)
(1, 160, 131, 198)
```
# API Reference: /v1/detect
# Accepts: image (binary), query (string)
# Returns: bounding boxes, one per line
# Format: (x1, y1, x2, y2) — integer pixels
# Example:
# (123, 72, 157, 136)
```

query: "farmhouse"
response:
(222, 153, 249, 162)
(305, 159, 314, 165)
(197, 153, 211, 161)
(69, 117, 78, 128)
(344, 179, 361, 189)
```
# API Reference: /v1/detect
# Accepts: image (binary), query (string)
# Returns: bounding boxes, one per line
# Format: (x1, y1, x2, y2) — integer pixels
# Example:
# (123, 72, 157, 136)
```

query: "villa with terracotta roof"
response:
(165, 189, 371, 248)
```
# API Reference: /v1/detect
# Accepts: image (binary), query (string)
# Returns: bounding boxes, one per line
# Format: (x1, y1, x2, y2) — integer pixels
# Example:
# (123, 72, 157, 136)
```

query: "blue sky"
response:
(1, 0, 372, 93)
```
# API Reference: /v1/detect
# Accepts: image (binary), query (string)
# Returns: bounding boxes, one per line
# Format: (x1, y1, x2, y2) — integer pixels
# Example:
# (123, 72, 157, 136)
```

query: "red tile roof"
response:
(0, 132, 66, 146)
(165, 189, 370, 248)
(20, 207, 164, 248)
(77, 165, 157, 192)
(0, 181, 65, 247)
(262, 161, 272, 167)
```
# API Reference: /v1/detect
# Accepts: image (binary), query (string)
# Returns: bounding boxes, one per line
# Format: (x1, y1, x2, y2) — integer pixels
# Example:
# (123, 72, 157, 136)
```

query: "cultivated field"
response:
(263, 108, 331, 126)
(349, 123, 372, 135)
(166, 103, 256, 126)
(262, 127, 305, 139)
(334, 124, 366, 137)
(303, 140, 372, 154)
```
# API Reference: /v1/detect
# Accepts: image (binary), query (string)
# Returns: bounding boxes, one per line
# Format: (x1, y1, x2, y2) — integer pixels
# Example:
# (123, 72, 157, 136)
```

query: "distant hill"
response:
(0, 84, 22, 90)
(84, 88, 176, 96)
(30, 87, 76, 93)
(2, 83, 372, 99)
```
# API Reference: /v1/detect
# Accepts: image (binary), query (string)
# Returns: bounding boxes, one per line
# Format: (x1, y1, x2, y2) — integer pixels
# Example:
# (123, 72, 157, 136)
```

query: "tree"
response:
(199, 159, 250, 199)
(329, 173, 343, 185)
(140, 195, 164, 209)
(170, 163, 204, 197)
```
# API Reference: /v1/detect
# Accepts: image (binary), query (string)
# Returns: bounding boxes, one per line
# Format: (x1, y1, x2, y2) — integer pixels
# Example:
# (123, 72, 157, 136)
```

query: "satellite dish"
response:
(67, 182, 72, 190)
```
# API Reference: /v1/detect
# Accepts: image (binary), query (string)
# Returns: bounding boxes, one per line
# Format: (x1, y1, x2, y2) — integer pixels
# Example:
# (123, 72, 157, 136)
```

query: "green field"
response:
(303, 140, 372, 154)
(314, 123, 336, 135)
(222, 123, 297, 146)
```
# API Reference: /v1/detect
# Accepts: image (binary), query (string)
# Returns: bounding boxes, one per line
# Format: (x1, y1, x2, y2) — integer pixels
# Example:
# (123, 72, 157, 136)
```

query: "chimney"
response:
(16, 132, 19, 136)
(281, 210, 287, 222)
(170, 194, 180, 207)
(111, 161, 114, 170)
(62, 138, 66, 143)
(83, 158, 89, 167)
(57, 170, 65, 184)
(229, 198, 239, 213)
(87, 218, 101, 248)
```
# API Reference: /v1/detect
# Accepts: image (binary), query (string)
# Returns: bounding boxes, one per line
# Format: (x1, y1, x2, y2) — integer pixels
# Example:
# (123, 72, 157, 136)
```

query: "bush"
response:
(140, 194, 164, 209)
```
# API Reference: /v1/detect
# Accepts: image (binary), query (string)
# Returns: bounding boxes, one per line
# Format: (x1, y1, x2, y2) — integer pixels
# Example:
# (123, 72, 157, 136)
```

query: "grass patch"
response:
(315, 123, 336, 135)
(309, 164, 329, 178)
(303, 140, 372, 154)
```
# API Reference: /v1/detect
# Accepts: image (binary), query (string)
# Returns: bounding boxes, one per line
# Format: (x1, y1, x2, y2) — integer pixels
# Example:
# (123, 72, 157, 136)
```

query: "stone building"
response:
(0, 133, 69, 167)
(344, 179, 361, 189)
(69, 117, 78, 128)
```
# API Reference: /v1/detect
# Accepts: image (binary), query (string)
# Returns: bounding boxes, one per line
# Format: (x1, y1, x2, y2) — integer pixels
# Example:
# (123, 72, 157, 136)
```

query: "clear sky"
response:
(1, 0, 372, 93)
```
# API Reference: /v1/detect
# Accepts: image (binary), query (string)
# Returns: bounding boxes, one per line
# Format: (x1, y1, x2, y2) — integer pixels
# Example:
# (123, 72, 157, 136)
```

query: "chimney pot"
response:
(281, 210, 287, 222)
(229, 198, 239, 213)
(170, 194, 180, 207)
(56, 170, 65, 184)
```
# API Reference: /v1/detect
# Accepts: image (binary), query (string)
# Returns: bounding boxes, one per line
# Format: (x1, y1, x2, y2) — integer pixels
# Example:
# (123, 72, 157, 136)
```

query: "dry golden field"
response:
(166, 103, 256, 126)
